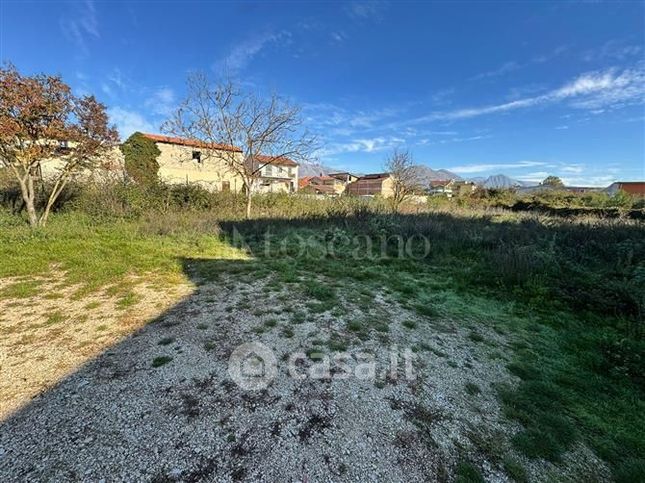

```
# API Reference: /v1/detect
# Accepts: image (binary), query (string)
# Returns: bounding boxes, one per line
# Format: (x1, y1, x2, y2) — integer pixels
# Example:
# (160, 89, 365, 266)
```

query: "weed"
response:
(158, 337, 175, 346)
(455, 460, 484, 483)
(327, 336, 349, 352)
(291, 311, 306, 324)
(116, 291, 139, 309)
(502, 456, 528, 483)
(0, 280, 41, 299)
(402, 320, 417, 330)
(468, 331, 485, 343)
(151, 356, 173, 367)
(45, 311, 65, 326)
(304, 280, 336, 301)
(465, 382, 481, 396)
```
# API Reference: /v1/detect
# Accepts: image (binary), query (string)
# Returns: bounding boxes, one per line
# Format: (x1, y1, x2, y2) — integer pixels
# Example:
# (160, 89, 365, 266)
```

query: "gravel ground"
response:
(0, 274, 609, 482)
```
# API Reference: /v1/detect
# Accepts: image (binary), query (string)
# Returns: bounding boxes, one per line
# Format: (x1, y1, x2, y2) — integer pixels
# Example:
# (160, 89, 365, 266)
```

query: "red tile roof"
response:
(254, 154, 298, 167)
(616, 182, 645, 195)
(142, 133, 242, 153)
(299, 175, 336, 188)
(299, 176, 315, 188)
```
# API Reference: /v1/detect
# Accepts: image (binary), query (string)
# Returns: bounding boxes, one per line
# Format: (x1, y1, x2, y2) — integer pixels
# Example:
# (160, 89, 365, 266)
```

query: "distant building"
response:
(346, 173, 394, 197)
(141, 133, 244, 192)
(140, 134, 299, 193)
(299, 175, 345, 195)
(427, 179, 475, 197)
(328, 172, 360, 184)
(428, 179, 455, 197)
(605, 181, 645, 197)
(250, 155, 299, 193)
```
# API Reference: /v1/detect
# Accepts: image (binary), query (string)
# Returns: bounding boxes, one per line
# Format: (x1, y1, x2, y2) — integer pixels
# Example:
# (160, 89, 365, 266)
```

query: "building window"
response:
(192, 151, 201, 163)
(265, 164, 273, 176)
(288, 167, 293, 177)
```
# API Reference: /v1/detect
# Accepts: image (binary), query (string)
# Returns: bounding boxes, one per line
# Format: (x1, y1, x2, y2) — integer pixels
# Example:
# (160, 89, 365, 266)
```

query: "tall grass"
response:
(1, 178, 644, 479)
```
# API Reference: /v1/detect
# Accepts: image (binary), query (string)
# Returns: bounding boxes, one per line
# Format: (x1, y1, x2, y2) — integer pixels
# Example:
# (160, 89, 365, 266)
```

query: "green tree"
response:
(542, 175, 564, 188)
(120, 132, 161, 186)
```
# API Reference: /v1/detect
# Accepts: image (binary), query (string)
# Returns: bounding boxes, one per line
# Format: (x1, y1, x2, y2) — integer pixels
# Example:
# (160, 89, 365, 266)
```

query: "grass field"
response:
(1, 205, 644, 481)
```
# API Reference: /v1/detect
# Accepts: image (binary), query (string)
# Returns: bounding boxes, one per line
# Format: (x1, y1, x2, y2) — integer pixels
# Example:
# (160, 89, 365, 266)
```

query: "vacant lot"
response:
(0, 209, 643, 482)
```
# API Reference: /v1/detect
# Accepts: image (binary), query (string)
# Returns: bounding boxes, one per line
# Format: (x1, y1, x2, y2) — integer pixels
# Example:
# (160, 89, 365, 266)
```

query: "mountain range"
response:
(471, 174, 535, 188)
(298, 161, 535, 188)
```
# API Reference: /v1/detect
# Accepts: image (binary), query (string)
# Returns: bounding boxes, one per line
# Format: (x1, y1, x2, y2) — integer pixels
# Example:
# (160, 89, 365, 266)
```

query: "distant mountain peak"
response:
(298, 160, 343, 177)
(475, 174, 534, 189)
(413, 165, 462, 184)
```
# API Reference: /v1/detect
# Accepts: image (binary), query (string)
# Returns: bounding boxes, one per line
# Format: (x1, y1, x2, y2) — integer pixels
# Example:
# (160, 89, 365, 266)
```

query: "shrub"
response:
(120, 132, 161, 186)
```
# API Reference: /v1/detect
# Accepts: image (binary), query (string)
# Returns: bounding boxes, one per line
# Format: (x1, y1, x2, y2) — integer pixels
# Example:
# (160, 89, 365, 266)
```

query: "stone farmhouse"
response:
(140, 134, 299, 193)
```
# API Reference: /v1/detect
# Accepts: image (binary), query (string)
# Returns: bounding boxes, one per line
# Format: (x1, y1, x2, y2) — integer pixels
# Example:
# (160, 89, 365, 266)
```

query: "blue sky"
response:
(1, 1, 644, 185)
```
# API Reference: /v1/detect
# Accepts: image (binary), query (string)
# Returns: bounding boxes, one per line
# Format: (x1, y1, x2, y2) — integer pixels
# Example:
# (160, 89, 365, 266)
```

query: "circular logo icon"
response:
(228, 342, 277, 390)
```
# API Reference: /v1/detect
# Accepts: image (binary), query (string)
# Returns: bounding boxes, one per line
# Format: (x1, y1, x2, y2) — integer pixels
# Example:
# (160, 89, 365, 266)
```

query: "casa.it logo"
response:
(228, 342, 278, 390)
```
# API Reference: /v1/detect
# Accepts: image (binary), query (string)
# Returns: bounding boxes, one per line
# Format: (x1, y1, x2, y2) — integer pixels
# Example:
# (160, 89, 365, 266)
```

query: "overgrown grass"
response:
(0, 211, 248, 294)
(224, 209, 644, 480)
(1, 196, 644, 480)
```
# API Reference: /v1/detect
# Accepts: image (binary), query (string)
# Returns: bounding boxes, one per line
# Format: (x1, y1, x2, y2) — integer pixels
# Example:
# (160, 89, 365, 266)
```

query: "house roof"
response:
(358, 172, 391, 180)
(254, 154, 298, 167)
(329, 172, 358, 178)
(299, 176, 315, 188)
(299, 175, 336, 189)
(429, 179, 453, 188)
(301, 183, 338, 195)
(141, 133, 242, 152)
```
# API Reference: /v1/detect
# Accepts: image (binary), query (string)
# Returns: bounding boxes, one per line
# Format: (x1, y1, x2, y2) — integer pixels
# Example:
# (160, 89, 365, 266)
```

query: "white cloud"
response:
(560, 174, 618, 187)
(144, 87, 176, 117)
(423, 134, 491, 146)
(303, 102, 401, 136)
(330, 31, 347, 43)
(561, 164, 584, 174)
(345, 1, 388, 21)
(317, 136, 403, 157)
(417, 65, 645, 122)
(471, 46, 568, 81)
(471, 61, 520, 80)
(107, 68, 125, 90)
(60, 0, 99, 55)
(583, 40, 642, 62)
(522, 172, 551, 182)
(214, 31, 291, 73)
(449, 161, 547, 174)
(108, 107, 155, 140)
(101, 83, 114, 98)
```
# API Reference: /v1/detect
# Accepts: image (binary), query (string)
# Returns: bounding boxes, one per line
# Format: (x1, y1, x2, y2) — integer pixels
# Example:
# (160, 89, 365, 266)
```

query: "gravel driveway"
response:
(0, 273, 606, 482)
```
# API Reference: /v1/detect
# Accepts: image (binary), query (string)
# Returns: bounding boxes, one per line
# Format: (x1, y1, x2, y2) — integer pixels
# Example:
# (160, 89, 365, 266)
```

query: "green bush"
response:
(120, 132, 161, 186)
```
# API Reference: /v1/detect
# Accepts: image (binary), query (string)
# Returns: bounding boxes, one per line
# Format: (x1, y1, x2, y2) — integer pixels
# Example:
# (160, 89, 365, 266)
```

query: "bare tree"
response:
(163, 73, 315, 219)
(0, 65, 118, 227)
(384, 148, 423, 211)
